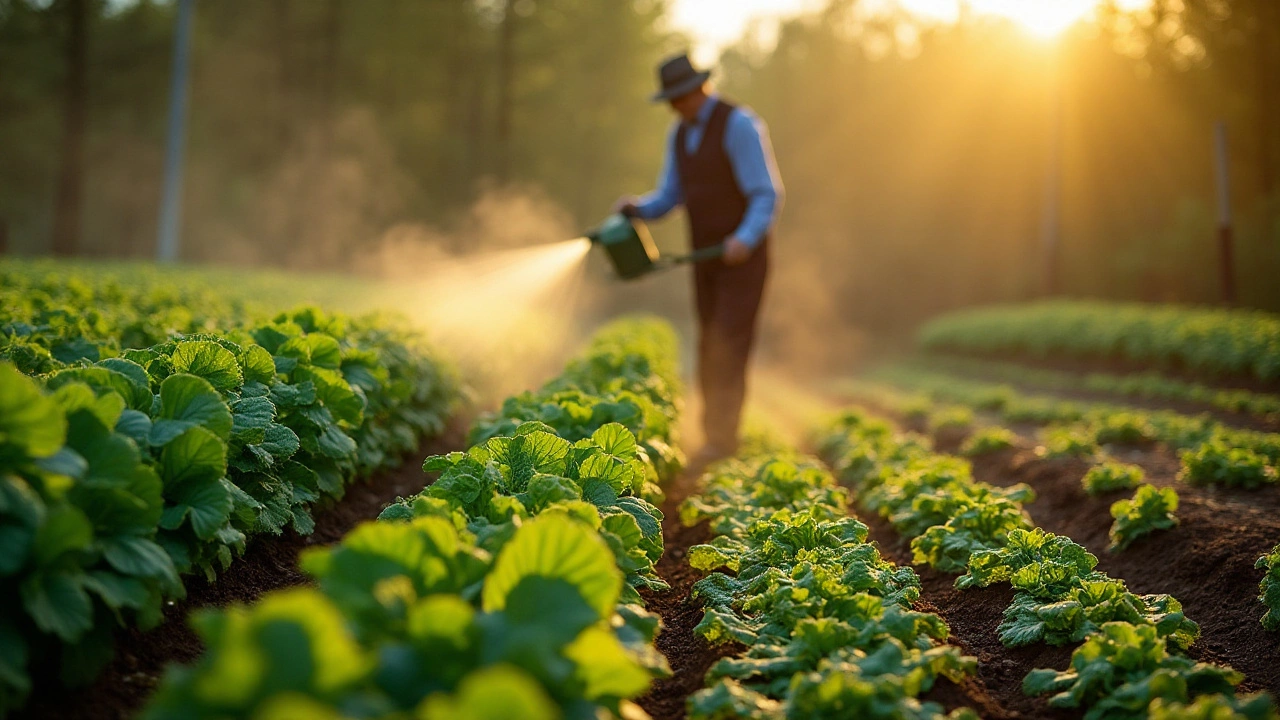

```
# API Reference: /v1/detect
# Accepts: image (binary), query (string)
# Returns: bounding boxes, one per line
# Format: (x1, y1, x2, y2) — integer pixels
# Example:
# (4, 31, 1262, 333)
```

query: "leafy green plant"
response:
(1038, 426, 1102, 460)
(681, 450, 977, 719)
(1259, 544, 1280, 632)
(383, 422, 667, 602)
(926, 406, 973, 433)
(958, 528, 1199, 650)
(959, 427, 1018, 456)
(143, 515, 665, 720)
(1180, 442, 1279, 489)
(916, 300, 1280, 383)
(1083, 461, 1145, 496)
(0, 363, 181, 715)
(471, 317, 684, 495)
(1148, 694, 1280, 720)
(0, 271, 459, 711)
(1024, 622, 1246, 720)
(1091, 412, 1159, 446)
(1109, 485, 1179, 552)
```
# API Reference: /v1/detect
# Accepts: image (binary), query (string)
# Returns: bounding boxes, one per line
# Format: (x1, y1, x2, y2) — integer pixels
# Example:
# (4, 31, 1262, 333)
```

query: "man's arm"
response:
(723, 108, 784, 248)
(630, 125, 683, 219)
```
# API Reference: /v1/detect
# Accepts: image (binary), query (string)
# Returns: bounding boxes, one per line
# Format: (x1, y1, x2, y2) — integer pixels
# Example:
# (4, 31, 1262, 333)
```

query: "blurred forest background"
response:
(1, 0, 1278, 356)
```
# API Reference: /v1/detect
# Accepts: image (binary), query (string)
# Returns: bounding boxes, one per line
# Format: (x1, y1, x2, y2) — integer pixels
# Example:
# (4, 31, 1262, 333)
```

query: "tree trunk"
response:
(495, 0, 515, 183)
(51, 0, 88, 257)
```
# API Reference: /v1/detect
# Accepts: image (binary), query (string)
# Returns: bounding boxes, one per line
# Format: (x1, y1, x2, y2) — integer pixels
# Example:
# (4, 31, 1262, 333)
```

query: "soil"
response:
(819, 403, 1280, 716)
(969, 444, 1280, 698)
(862, 509, 1074, 720)
(15, 421, 470, 720)
(637, 471, 746, 720)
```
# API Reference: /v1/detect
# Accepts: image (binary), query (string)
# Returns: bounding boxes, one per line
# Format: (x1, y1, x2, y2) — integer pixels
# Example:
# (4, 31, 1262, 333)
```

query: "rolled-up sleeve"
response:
(724, 108, 784, 247)
(634, 124, 683, 220)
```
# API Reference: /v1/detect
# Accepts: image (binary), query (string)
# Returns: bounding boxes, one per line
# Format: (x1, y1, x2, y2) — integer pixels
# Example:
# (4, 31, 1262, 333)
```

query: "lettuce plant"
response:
(1180, 441, 1278, 489)
(1024, 622, 1245, 720)
(1259, 544, 1280, 632)
(959, 426, 1018, 456)
(1109, 484, 1179, 552)
(143, 515, 664, 720)
(681, 452, 976, 719)
(1083, 461, 1144, 496)
(958, 529, 1199, 650)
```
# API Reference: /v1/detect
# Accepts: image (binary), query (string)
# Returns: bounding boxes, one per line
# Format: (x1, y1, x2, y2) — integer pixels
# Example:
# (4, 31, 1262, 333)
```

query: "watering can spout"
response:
(586, 213, 724, 281)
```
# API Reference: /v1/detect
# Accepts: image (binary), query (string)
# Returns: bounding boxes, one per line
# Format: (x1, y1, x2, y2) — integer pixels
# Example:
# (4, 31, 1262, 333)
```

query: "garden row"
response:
(815, 409, 1278, 719)
(140, 317, 686, 719)
(852, 366, 1280, 490)
(676, 445, 980, 719)
(918, 300, 1280, 384)
(840, 368, 1280, 630)
(906, 355, 1280, 426)
(0, 269, 459, 716)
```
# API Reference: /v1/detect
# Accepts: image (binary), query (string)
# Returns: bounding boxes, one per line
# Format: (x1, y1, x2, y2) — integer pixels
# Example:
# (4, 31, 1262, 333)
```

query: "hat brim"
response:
(651, 70, 711, 102)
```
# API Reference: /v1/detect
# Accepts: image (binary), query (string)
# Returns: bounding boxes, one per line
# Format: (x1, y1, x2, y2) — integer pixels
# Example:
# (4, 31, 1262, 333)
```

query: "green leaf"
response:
(592, 423, 638, 460)
(102, 536, 179, 582)
(482, 514, 621, 620)
(418, 665, 558, 720)
(171, 341, 244, 392)
(21, 571, 93, 642)
(161, 426, 228, 488)
(304, 334, 343, 370)
(240, 345, 278, 385)
(0, 363, 66, 458)
(0, 479, 44, 576)
(564, 625, 653, 700)
(150, 374, 233, 445)
(33, 505, 93, 566)
(81, 570, 150, 611)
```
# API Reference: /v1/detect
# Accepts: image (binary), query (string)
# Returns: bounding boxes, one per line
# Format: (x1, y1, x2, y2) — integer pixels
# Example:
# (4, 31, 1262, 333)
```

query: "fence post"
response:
(157, 0, 196, 263)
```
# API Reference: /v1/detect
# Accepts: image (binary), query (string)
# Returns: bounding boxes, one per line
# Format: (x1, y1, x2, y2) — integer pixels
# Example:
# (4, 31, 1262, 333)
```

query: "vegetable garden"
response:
(3, 265, 1279, 719)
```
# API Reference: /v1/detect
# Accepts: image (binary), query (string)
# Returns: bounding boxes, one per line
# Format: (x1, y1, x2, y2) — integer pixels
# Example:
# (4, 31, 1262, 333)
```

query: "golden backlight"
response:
(674, 0, 1153, 50)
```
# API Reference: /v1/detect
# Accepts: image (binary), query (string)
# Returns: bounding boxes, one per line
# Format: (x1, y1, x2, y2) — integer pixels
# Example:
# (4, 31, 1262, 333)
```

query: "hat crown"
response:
(651, 52, 711, 102)
(658, 54, 700, 88)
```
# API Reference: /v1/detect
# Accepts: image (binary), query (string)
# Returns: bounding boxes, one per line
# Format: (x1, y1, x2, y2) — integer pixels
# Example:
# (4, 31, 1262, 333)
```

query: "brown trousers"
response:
(693, 248, 768, 451)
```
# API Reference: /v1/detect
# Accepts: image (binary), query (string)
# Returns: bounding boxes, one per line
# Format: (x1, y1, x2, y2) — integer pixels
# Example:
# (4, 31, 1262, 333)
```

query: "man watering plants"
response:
(615, 53, 784, 465)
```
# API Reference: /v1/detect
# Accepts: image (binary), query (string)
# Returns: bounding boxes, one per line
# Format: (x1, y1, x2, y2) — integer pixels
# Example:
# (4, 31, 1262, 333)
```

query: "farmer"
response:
(616, 53, 784, 465)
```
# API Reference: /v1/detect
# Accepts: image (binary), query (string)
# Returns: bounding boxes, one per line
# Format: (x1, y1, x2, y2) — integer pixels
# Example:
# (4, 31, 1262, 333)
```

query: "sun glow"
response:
(670, 0, 1153, 56)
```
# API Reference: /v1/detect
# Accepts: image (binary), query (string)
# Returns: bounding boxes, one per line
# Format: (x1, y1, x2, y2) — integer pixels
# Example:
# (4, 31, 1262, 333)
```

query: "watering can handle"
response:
(671, 243, 726, 265)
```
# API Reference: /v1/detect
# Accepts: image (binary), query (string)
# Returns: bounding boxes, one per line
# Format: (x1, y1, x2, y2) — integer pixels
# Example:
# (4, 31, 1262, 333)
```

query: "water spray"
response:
(585, 213, 724, 280)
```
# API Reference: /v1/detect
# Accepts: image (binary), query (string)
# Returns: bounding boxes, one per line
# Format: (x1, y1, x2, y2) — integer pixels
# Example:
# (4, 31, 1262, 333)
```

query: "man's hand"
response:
(722, 235, 754, 265)
(613, 196, 639, 218)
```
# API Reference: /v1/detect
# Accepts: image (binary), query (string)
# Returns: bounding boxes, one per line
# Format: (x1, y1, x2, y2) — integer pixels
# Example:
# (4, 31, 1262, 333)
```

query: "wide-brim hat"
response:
(651, 53, 712, 102)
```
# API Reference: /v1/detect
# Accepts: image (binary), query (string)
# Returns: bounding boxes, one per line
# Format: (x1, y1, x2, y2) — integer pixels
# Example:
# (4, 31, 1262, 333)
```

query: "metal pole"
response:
(1213, 121, 1235, 305)
(1041, 56, 1063, 296)
(157, 0, 195, 263)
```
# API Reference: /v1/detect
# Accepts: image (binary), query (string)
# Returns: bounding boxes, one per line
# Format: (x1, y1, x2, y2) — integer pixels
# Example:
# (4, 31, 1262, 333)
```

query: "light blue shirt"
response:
(634, 95, 784, 248)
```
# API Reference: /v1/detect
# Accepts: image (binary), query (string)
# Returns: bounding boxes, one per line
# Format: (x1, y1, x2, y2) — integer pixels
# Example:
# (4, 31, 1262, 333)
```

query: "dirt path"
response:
(636, 470, 744, 720)
(15, 421, 471, 720)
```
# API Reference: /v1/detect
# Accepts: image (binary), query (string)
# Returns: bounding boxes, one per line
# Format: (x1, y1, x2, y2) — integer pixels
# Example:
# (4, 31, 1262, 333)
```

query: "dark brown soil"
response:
(817, 397, 1280, 717)
(859, 504, 1073, 719)
(637, 472, 746, 720)
(15, 421, 470, 720)
(969, 445, 1280, 698)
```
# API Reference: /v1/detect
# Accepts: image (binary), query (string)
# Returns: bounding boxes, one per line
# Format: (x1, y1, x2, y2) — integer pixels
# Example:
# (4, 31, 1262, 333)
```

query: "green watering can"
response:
(587, 213, 725, 280)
